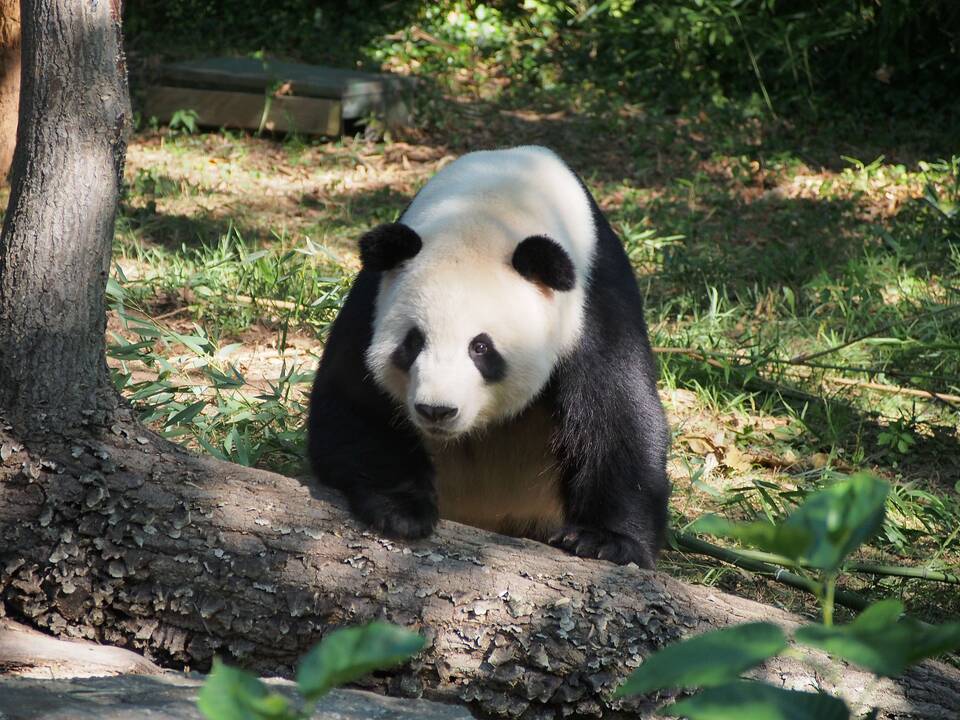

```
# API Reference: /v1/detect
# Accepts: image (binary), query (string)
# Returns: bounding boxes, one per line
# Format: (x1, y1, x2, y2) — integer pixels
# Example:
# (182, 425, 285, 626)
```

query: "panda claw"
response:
(350, 495, 439, 540)
(550, 525, 654, 568)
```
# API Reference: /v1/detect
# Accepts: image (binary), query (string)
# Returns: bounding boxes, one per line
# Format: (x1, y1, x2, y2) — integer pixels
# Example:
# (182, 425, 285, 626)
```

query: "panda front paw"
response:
(549, 525, 655, 568)
(350, 493, 439, 540)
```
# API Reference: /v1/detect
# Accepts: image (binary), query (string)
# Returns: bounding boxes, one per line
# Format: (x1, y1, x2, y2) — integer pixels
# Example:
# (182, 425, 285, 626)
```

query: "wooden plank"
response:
(161, 58, 384, 99)
(144, 86, 341, 136)
(158, 58, 416, 127)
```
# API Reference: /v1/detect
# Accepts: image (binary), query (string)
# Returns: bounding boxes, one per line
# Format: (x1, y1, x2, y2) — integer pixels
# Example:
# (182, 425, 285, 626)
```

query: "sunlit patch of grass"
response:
(109, 223, 353, 474)
(591, 120, 960, 617)
(115, 227, 350, 339)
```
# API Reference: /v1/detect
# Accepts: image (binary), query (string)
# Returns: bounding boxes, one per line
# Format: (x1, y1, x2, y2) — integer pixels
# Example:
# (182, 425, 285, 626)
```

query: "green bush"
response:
(619, 473, 960, 718)
(126, 1, 960, 111)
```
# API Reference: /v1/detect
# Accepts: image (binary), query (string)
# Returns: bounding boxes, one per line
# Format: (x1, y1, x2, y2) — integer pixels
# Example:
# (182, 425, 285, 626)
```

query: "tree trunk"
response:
(0, 0, 127, 433)
(0, 0, 18, 180)
(1, 424, 958, 720)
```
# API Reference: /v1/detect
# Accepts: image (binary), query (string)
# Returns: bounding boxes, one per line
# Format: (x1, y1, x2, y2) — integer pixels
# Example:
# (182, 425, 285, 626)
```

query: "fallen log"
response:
(0, 673, 473, 720)
(1, 414, 958, 719)
(0, 617, 160, 677)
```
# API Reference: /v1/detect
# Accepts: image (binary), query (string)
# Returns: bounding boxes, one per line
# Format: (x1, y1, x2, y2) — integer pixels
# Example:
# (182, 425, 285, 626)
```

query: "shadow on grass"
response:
(118, 201, 253, 249)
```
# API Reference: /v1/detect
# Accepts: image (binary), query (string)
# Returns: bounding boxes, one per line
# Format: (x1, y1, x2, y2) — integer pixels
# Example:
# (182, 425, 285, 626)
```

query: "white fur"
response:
(365, 146, 596, 439)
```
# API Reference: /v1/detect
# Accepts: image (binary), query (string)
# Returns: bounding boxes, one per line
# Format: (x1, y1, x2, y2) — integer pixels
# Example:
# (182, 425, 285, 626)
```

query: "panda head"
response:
(362, 147, 596, 441)
(362, 223, 582, 439)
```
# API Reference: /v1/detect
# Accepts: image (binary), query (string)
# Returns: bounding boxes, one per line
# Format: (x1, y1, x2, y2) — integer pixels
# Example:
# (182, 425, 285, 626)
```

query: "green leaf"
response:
(128, 380, 174, 402)
(691, 515, 812, 562)
(107, 339, 156, 360)
(241, 249, 271, 264)
(615, 623, 786, 697)
(169, 330, 211, 355)
(206, 365, 246, 389)
(105, 276, 126, 302)
(795, 599, 960, 676)
(197, 658, 295, 720)
(165, 400, 207, 427)
(296, 622, 425, 701)
(694, 473, 888, 571)
(663, 681, 849, 720)
(197, 437, 230, 462)
(785, 473, 888, 570)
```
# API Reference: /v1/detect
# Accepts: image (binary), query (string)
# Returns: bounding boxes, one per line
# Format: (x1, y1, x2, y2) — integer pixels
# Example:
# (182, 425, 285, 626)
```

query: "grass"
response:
(108, 69, 960, 628)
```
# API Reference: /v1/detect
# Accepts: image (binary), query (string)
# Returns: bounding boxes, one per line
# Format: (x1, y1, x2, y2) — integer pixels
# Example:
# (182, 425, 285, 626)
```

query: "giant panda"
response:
(307, 146, 670, 568)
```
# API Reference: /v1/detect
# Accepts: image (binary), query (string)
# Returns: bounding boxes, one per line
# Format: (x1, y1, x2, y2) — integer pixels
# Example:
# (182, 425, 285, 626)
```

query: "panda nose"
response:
(415, 403, 459, 423)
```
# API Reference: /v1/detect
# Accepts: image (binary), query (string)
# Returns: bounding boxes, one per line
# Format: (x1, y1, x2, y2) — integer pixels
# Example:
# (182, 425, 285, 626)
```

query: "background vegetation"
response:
(127, 0, 959, 114)
(105, 0, 960, 638)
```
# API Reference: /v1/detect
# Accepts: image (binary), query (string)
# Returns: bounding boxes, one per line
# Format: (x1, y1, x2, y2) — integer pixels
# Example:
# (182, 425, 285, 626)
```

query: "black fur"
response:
(545, 188, 670, 569)
(359, 223, 422, 272)
(390, 327, 425, 372)
(308, 154, 670, 567)
(512, 235, 576, 291)
(307, 271, 438, 539)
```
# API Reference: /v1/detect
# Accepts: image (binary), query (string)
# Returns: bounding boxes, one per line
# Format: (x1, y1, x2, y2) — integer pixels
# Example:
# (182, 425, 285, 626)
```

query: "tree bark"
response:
(0, 0, 127, 432)
(0, 0, 19, 180)
(1, 423, 958, 720)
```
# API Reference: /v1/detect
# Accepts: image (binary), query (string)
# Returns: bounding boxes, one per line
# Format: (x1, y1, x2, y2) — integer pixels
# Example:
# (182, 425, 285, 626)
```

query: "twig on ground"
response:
(227, 294, 299, 311)
(788, 303, 960, 364)
(670, 530, 870, 611)
(652, 346, 960, 406)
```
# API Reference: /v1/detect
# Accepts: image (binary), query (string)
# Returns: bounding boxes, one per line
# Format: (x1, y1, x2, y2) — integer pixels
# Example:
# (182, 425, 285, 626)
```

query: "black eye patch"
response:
(469, 333, 506, 382)
(390, 327, 425, 372)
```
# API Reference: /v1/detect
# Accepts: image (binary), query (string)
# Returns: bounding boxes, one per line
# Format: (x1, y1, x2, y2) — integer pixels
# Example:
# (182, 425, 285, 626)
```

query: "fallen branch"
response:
(226, 294, 300, 311)
(670, 531, 870, 611)
(789, 303, 960, 364)
(653, 346, 960, 405)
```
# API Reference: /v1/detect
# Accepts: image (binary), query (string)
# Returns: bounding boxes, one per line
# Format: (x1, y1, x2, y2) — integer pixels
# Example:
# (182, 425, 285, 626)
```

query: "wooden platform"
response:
(144, 58, 415, 136)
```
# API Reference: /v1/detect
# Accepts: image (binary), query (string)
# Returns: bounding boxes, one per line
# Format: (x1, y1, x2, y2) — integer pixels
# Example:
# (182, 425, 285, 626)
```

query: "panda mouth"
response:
(417, 423, 463, 442)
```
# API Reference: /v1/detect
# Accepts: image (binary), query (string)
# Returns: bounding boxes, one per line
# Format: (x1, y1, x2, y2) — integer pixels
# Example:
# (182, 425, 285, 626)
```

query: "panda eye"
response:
(469, 337, 490, 356)
(469, 333, 505, 382)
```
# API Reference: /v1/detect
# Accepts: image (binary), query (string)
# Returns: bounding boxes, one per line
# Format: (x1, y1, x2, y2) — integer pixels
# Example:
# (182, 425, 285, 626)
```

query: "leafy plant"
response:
(877, 416, 917, 455)
(107, 232, 348, 474)
(618, 474, 960, 718)
(920, 155, 960, 237)
(197, 622, 425, 720)
(169, 108, 200, 134)
(126, 1, 960, 111)
(695, 472, 888, 624)
(794, 599, 960, 677)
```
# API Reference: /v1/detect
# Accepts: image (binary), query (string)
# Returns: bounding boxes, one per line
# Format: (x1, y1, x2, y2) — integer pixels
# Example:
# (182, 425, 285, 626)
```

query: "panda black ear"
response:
(512, 235, 576, 292)
(359, 223, 422, 272)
